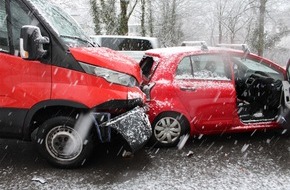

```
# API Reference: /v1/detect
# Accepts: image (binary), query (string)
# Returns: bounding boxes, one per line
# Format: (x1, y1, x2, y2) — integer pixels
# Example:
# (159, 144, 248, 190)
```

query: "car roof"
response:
(142, 46, 285, 75)
(144, 46, 242, 57)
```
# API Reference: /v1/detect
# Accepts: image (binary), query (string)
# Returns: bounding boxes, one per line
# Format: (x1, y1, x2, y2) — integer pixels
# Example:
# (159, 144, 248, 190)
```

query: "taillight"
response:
(142, 83, 155, 101)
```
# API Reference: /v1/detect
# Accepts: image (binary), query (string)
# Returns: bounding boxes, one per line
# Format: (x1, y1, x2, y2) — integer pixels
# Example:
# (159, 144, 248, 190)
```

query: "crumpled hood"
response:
(69, 47, 142, 83)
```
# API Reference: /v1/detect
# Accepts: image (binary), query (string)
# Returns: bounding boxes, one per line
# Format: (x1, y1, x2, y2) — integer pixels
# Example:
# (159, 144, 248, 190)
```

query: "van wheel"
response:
(35, 116, 95, 168)
(151, 113, 189, 147)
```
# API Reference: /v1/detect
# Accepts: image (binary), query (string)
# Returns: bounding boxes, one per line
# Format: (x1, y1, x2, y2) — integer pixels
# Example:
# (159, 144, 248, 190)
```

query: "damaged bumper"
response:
(94, 106, 152, 152)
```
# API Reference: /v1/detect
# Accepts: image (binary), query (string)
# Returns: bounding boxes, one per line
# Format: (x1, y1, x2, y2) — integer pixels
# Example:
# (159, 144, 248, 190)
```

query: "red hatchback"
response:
(140, 45, 290, 147)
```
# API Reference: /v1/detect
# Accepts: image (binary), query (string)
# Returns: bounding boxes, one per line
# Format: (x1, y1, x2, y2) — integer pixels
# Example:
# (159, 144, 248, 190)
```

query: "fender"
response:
(22, 99, 88, 140)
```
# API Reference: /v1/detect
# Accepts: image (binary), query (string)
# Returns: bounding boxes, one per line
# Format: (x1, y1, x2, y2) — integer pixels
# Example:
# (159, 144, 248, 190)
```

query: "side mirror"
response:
(20, 25, 49, 60)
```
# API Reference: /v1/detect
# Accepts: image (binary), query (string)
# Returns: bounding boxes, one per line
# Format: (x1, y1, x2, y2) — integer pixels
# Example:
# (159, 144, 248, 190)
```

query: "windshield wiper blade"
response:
(60, 35, 94, 46)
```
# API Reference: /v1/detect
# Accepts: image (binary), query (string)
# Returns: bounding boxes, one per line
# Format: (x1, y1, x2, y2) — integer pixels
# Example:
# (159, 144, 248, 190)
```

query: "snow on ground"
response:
(0, 132, 290, 190)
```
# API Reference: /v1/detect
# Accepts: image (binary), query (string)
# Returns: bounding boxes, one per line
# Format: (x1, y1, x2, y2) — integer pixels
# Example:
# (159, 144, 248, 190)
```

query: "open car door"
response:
(278, 59, 290, 129)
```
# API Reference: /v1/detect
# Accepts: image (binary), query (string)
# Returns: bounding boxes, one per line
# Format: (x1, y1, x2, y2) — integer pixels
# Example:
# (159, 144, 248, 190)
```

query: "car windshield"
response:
(240, 59, 279, 74)
(29, 0, 92, 47)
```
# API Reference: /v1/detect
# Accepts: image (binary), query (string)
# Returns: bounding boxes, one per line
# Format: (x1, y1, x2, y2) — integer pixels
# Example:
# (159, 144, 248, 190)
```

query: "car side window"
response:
(175, 56, 193, 79)
(0, 0, 9, 52)
(191, 54, 230, 80)
(10, 0, 35, 56)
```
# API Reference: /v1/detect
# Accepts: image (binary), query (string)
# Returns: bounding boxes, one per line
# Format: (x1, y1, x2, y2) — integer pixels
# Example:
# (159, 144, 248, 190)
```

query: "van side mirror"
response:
(20, 25, 49, 60)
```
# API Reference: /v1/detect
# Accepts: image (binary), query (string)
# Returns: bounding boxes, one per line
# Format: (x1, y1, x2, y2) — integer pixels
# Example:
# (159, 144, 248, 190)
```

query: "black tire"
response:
(34, 116, 95, 168)
(151, 112, 190, 147)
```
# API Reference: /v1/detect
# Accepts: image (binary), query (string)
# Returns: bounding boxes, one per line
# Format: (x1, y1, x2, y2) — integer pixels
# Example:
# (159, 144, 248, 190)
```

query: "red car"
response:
(140, 45, 290, 147)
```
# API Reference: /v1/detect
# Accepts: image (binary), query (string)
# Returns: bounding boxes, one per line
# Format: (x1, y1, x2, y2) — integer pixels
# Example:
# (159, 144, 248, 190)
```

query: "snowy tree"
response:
(140, 0, 146, 36)
(90, 0, 118, 34)
(90, 0, 138, 35)
(151, 0, 186, 46)
(87, 0, 290, 58)
(119, 0, 138, 35)
(214, 0, 254, 44)
(248, 0, 290, 56)
(90, 0, 102, 34)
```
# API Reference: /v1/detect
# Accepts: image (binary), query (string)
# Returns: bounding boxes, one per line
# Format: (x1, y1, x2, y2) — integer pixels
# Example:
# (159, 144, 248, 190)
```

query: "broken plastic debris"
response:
(186, 151, 194, 157)
(122, 150, 133, 158)
(32, 176, 47, 184)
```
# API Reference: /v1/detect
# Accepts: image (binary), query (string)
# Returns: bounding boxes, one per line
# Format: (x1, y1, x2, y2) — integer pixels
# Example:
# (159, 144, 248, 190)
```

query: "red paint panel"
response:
(0, 53, 51, 108)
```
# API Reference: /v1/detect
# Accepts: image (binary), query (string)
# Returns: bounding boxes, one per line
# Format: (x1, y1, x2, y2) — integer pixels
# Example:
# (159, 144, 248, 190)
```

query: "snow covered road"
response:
(0, 130, 290, 190)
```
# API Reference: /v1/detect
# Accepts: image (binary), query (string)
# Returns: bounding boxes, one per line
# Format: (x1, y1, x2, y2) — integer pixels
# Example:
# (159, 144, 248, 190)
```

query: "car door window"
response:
(175, 56, 193, 79)
(191, 54, 230, 80)
(0, 0, 9, 52)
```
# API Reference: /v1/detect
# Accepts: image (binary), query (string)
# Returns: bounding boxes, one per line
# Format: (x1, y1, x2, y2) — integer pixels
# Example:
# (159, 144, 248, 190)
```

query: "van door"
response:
(0, 0, 51, 137)
(278, 59, 290, 129)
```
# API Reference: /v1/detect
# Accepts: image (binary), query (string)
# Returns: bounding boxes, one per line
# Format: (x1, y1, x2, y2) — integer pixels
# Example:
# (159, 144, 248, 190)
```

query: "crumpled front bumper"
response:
(101, 106, 152, 152)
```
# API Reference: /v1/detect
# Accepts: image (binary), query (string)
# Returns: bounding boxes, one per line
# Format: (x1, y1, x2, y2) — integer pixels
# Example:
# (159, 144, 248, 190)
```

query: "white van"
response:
(90, 35, 159, 62)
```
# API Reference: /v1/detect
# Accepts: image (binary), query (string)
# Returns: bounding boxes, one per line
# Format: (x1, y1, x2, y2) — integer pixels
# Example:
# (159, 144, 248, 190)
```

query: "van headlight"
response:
(80, 62, 138, 87)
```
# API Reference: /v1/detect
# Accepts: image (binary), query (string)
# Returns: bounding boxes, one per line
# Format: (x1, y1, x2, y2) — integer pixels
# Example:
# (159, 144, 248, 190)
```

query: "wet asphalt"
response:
(0, 129, 290, 190)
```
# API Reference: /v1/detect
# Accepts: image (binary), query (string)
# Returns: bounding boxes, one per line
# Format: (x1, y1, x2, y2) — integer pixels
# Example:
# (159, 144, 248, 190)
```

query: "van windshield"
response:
(29, 0, 92, 47)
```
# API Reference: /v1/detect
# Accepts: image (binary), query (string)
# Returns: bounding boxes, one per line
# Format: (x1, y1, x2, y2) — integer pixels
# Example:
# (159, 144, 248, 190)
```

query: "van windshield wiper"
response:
(60, 35, 94, 47)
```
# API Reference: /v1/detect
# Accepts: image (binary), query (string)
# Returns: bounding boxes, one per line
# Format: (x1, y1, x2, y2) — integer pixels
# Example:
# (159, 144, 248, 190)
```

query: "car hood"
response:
(69, 47, 142, 83)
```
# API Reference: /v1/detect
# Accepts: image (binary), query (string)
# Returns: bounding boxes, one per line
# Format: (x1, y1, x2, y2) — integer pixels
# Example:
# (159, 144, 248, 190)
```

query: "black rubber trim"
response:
(94, 98, 144, 112)
(22, 99, 88, 140)
(0, 108, 28, 138)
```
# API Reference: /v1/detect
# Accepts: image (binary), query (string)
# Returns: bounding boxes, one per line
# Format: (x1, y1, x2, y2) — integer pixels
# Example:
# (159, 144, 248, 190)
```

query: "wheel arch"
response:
(23, 100, 89, 140)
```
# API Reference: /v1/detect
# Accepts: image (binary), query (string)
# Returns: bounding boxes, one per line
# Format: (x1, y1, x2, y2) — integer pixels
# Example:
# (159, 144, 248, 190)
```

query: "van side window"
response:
(10, 0, 35, 56)
(0, 0, 9, 52)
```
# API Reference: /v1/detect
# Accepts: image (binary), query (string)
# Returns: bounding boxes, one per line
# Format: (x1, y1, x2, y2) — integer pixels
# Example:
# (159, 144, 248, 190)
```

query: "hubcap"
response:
(46, 125, 83, 161)
(154, 117, 181, 144)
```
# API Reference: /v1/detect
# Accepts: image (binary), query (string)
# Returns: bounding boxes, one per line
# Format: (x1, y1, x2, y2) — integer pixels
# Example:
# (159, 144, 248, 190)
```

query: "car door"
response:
(278, 59, 290, 129)
(174, 53, 236, 132)
(0, 0, 51, 137)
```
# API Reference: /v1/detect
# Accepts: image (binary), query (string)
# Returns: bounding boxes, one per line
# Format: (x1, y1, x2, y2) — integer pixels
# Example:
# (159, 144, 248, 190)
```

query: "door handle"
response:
(180, 87, 196, 91)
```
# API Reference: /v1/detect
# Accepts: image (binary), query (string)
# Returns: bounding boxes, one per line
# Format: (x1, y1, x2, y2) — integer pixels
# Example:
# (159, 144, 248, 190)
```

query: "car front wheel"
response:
(151, 113, 189, 147)
(34, 116, 95, 168)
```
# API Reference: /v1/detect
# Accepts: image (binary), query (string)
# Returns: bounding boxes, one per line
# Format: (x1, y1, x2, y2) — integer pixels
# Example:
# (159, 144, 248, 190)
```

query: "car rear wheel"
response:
(151, 113, 189, 147)
(34, 116, 95, 168)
